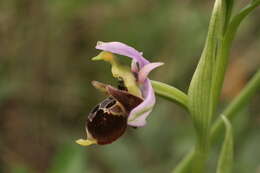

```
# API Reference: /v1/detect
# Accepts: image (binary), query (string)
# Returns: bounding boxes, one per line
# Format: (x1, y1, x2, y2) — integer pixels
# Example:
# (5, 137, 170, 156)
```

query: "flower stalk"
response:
(151, 80, 188, 109)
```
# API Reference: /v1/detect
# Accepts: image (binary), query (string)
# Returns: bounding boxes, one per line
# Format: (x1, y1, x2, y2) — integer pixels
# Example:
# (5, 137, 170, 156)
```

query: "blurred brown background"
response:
(0, 0, 259, 173)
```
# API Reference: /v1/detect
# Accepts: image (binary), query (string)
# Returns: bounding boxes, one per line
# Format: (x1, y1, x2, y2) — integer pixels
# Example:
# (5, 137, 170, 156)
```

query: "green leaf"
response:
(178, 0, 234, 172)
(188, 0, 229, 147)
(173, 1, 259, 172)
(223, 0, 234, 32)
(228, 0, 260, 35)
(211, 0, 260, 141)
(175, 70, 260, 173)
(211, 0, 260, 111)
(216, 115, 233, 173)
(151, 80, 188, 109)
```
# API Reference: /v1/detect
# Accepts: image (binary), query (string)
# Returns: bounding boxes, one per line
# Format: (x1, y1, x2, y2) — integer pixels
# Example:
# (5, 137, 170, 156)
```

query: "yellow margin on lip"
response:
(76, 139, 97, 146)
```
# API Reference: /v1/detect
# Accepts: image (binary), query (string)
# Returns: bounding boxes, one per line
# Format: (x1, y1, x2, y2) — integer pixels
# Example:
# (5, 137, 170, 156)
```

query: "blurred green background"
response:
(0, 0, 259, 173)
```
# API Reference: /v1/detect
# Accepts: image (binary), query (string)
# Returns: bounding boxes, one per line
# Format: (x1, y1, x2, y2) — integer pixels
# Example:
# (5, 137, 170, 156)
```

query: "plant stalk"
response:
(151, 80, 189, 110)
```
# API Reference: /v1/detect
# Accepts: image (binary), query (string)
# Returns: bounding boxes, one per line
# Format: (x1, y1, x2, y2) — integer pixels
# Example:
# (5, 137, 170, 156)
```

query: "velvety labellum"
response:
(86, 83, 143, 145)
(87, 97, 127, 145)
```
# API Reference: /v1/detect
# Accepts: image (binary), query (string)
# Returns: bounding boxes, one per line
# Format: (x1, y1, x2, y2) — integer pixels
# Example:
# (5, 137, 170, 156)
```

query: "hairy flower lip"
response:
(86, 99, 128, 145)
(91, 81, 144, 114)
(96, 41, 163, 127)
(84, 83, 144, 145)
(106, 85, 144, 113)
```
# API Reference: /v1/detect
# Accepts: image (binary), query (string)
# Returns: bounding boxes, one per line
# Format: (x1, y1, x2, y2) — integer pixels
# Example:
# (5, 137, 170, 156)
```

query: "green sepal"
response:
(92, 51, 142, 98)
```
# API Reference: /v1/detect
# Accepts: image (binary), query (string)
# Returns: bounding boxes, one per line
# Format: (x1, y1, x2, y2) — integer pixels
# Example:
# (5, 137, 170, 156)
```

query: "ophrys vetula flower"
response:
(76, 41, 163, 146)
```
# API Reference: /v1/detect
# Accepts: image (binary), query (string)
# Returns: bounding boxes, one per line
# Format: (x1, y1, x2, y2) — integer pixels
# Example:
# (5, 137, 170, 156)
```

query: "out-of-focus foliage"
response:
(0, 0, 259, 173)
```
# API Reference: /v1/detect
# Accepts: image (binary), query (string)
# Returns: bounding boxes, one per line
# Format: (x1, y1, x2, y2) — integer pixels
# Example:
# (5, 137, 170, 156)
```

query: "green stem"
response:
(192, 146, 208, 173)
(210, 70, 260, 142)
(151, 80, 188, 110)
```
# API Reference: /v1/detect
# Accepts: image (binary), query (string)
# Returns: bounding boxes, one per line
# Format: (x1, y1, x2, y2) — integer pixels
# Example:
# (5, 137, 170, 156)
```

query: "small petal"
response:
(138, 62, 164, 83)
(96, 41, 149, 68)
(127, 79, 155, 127)
(131, 60, 139, 74)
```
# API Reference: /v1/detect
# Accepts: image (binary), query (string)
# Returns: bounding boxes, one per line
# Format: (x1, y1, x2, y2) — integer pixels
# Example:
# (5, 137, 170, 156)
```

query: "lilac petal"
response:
(127, 79, 155, 127)
(131, 60, 139, 74)
(96, 41, 149, 68)
(138, 62, 164, 83)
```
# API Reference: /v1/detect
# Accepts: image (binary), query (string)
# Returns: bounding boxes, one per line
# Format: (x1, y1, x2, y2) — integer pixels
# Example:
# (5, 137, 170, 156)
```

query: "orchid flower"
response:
(76, 41, 163, 146)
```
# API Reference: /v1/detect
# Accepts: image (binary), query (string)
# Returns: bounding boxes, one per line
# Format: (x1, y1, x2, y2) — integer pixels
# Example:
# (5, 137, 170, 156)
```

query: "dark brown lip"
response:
(86, 80, 143, 145)
(106, 86, 143, 113)
(87, 105, 127, 145)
